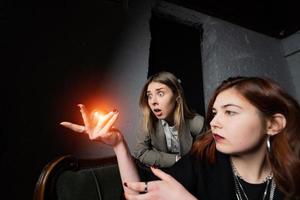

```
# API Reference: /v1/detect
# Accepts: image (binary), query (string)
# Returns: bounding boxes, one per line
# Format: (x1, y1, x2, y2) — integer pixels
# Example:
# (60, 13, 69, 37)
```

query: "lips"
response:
(213, 134, 225, 142)
(153, 108, 163, 117)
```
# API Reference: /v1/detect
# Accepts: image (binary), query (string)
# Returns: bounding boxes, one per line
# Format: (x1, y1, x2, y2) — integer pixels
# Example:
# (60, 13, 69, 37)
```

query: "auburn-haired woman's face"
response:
(146, 82, 177, 123)
(210, 88, 267, 156)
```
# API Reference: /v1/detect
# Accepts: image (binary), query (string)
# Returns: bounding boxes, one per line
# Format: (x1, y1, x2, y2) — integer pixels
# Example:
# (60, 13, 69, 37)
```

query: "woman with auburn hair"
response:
(61, 76, 300, 200)
(190, 76, 300, 199)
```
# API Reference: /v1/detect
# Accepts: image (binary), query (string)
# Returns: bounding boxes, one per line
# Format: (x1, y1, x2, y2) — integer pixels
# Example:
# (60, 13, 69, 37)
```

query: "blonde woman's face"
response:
(210, 88, 267, 156)
(147, 82, 177, 123)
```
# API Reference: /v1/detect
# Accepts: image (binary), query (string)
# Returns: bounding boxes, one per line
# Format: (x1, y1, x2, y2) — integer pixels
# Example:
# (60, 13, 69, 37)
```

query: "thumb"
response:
(150, 167, 173, 182)
(60, 122, 85, 133)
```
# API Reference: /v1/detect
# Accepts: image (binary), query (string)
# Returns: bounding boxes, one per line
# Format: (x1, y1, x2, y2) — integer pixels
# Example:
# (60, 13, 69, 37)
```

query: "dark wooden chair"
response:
(34, 155, 123, 200)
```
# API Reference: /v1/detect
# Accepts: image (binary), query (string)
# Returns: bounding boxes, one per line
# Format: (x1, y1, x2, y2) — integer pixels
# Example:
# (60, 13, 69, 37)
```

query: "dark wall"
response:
(148, 13, 205, 116)
(3, 1, 126, 198)
(155, 1, 295, 109)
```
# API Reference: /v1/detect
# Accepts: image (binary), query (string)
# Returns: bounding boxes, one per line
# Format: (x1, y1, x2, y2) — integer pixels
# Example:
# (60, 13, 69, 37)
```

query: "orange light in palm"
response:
(93, 111, 105, 123)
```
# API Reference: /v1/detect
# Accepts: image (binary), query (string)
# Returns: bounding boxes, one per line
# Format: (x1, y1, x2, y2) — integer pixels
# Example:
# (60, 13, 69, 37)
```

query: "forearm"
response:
(113, 140, 140, 193)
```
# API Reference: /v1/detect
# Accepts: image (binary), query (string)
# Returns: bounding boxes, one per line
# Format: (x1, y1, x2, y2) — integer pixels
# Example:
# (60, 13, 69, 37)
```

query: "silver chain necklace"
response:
(231, 160, 276, 200)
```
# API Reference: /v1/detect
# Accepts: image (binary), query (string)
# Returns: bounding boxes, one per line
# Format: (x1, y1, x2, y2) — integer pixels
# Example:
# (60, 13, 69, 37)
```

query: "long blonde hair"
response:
(139, 71, 196, 134)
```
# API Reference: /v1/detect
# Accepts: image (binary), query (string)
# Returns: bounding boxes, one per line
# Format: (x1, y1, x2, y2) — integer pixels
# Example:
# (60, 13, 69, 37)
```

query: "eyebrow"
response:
(146, 87, 165, 94)
(222, 104, 243, 109)
(212, 103, 243, 110)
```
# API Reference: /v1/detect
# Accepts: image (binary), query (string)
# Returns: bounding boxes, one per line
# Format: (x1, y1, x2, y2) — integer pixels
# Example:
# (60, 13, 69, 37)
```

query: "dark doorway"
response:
(148, 12, 205, 116)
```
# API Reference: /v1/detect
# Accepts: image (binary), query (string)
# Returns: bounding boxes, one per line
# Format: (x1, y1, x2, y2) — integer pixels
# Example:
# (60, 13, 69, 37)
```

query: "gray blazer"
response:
(134, 114, 204, 168)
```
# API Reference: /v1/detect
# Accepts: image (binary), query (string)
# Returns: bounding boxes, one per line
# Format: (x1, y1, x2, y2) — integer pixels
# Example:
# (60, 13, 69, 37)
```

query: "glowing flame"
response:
(94, 111, 105, 121)
(93, 111, 105, 123)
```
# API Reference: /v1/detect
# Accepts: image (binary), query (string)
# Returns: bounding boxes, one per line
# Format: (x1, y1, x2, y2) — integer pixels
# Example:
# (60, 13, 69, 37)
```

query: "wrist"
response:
(113, 140, 131, 158)
(113, 140, 126, 152)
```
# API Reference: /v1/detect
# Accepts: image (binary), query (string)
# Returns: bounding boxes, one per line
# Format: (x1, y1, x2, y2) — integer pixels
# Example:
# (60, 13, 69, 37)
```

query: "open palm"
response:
(60, 104, 122, 147)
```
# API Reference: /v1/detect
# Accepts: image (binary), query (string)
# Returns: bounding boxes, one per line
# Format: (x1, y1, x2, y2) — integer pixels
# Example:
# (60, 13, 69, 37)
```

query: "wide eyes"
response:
(158, 91, 164, 97)
(147, 91, 164, 99)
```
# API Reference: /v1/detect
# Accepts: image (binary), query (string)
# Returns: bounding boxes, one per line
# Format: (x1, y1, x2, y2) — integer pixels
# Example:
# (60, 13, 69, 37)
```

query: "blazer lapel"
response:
(154, 120, 168, 152)
(179, 123, 193, 155)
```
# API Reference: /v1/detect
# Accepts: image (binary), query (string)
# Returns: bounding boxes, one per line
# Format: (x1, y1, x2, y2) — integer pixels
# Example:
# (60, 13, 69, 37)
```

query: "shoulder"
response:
(167, 152, 234, 199)
(187, 151, 230, 171)
(166, 153, 202, 178)
(187, 114, 204, 133)
(190, 114, 204, 124)
(174, 152, 207, 171)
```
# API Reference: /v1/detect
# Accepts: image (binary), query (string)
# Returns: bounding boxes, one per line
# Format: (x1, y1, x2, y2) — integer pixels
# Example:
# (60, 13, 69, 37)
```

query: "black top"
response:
(161, 152, 284, 200)
(238, 177, 272, 200)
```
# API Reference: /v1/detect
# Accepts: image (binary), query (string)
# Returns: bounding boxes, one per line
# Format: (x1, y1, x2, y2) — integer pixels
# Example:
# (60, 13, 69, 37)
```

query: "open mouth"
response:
(153, 108, 162, 116)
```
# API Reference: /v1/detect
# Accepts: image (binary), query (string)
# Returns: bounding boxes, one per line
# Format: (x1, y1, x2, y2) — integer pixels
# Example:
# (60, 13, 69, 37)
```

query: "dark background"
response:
(3, 1, 127, 198)
(148, 13, 205, 115)
(3, 1, 205, 198)
(2, 0, 299, 199)
(165, 0, 300, 39)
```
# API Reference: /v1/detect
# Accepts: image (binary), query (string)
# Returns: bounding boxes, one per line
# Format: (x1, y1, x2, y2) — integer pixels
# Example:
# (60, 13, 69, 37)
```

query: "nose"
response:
(210, 114, 222, 129)
(149, 95, 158, 105)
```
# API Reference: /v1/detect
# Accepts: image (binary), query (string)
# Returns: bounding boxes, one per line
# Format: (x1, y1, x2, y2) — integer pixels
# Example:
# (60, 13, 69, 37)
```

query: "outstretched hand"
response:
(124, 167, 197, 200)
(60, 104, 123, 146)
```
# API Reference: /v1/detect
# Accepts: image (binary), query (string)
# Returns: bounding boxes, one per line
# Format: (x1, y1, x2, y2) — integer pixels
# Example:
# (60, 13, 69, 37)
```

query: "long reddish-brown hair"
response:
(192, 76, 300, 199)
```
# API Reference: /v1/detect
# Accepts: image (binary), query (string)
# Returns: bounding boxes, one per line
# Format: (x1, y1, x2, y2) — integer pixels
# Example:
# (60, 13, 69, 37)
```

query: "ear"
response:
(266, 113, 286, 136)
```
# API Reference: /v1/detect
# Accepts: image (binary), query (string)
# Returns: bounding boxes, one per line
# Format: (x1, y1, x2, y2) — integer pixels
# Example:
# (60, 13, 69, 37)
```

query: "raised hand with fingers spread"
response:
(60, 104, 122, 147)
(60, 104, 141, 195)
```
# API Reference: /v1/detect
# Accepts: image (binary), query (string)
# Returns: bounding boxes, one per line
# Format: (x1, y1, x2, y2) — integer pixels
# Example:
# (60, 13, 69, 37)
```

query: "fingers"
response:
(61, 104, 120, 141)
(150, 167, 173, 182)
(125, 181, 152, 193)
(60, 122, 85, 133)
(92, 111, 118, 138)
(78, 104, 92, 133)
(94, 111, 115, 132)
(124, 192, 148, 200)
(99, 112, 119, 135)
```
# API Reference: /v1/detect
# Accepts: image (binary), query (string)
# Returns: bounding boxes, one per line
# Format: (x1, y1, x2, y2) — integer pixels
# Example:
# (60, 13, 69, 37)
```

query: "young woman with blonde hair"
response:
(134, 71, 204, 168)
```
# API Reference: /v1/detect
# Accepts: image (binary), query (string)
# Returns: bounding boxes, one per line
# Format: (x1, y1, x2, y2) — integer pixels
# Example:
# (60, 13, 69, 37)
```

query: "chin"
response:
(216, 145, 234, 155)
(156, 116, 165, 120)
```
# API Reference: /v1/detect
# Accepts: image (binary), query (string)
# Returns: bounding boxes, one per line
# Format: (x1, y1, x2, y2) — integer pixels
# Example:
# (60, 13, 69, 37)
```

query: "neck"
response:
(164, 115, 175, 126)
(230, 150, 272, 184)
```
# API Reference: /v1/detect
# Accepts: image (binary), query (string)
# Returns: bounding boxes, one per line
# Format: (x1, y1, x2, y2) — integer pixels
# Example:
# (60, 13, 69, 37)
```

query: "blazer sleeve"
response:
(189, 114, 204, 139)
(133, 130, 177, 168)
